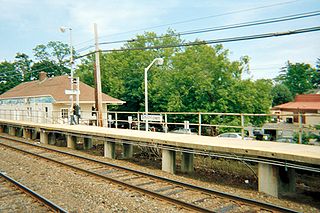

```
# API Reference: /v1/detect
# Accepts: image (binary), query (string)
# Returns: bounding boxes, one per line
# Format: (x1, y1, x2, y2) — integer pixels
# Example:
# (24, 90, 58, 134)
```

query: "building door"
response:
(294, 113, 306, 124)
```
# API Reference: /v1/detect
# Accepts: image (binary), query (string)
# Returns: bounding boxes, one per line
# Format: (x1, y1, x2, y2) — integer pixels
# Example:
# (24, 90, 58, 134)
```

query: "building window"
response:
(61, 108, 69, 119)
(27, 107, 32, 118)
(44, 107, 49, 118)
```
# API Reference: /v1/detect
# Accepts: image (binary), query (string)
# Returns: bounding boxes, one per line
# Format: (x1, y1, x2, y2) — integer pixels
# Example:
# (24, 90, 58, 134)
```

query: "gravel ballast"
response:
(0, 142, 319, 212)
(0, 146, 188, 212)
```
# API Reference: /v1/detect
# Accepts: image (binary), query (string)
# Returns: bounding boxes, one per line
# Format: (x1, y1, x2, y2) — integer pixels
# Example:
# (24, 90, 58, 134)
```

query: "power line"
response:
(175, 10, 320, 37)
(4, 27, 317, 78)
(98, 10, 320, 46)
(102, 26, 320, 52)
(73, 0, 302, 47)
(74, 26, 320, 59)
(76, 45, 95, 53)
(101, 0, 302, 39)
(249, 67, 282, 71)
(0, 63, 70, 78)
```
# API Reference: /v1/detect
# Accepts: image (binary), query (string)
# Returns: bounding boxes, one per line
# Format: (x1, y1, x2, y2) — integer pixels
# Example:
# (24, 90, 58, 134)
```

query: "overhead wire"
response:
(72, 0, 302, 48)
(98, 10, 320, 46)
(72, 26, 320, 60)
(76, 45, 95, 53)
(2, 1, 315, 77)
(0, 63, 70, 78)
(98, 0, 302, 40)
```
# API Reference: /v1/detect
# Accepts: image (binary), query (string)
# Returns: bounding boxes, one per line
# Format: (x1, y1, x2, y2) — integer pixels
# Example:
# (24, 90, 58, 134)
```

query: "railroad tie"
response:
(153, 185, 176, 193)
(163, 188, 185, 196)
(214, 203, 238, 213)
(136, 181, 155, 187)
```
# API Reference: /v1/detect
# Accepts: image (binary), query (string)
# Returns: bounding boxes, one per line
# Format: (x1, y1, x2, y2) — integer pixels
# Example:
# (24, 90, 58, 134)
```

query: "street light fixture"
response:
(144, 58, 164, 131)
(59, 27, 73, 66)
(60, 26, 78, 124)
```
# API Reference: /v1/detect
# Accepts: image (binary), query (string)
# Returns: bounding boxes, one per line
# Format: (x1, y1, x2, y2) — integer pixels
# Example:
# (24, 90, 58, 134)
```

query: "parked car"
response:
(217, 132, 252, 140)
(132, 123, 163, 132)
(169, 128, 198, 135)
(276, 137, 294, 143)
(253, 130, 271, 141)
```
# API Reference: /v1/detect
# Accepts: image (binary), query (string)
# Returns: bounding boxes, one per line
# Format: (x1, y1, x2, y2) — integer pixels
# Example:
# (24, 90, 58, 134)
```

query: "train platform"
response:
(1, 118, 320, 198)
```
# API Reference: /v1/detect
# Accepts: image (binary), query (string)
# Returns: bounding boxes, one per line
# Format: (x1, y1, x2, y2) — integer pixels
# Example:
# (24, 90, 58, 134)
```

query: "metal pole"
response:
(198, 112, 202, 136)
(144, 67, 148, 131)
(241, 114, 245, 139)
(298, 112, 303, 144)
(137, 112, 140, 131)
(94, 23, 103, 127)
(69, 28, 74, 120)
(165, 113, 168, 133)
(76, 77, 80, 107)
(115, 112, 118, 129)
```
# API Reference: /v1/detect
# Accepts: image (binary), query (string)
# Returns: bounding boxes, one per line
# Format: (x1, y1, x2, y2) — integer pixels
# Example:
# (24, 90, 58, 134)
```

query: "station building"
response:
(0, 72, 124, 124)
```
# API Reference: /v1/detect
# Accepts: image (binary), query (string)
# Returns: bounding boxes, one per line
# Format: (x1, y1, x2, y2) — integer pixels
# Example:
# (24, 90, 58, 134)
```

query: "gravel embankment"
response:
(0, 142, 319, 212)
(0, 146, 188, 212)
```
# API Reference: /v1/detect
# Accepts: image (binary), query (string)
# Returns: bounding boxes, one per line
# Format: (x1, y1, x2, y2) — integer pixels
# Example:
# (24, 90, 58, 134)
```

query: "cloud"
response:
(242, 32, 320, 79)
(51, 1, 179, 37)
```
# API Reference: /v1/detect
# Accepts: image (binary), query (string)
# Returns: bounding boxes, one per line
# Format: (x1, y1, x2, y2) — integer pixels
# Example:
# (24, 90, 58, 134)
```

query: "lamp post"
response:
(144, 58, 164, 131)
(60, 26, 78, 123)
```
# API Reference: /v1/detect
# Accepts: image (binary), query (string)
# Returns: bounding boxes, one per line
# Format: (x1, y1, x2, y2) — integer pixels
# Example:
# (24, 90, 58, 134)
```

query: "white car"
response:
(217, 133, 252, 140)
(169, 128, 198, 135)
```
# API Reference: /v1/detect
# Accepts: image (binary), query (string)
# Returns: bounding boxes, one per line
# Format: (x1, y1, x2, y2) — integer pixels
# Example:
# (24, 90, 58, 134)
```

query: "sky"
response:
(0, 0, 319, 80)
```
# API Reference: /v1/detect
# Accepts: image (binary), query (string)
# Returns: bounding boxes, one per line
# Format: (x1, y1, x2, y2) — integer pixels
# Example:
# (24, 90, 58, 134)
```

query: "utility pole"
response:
(94, 23, 103, 127)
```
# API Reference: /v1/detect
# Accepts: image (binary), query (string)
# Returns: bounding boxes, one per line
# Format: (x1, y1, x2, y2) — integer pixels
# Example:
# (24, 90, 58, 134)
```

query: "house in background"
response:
(0, 72, 124, 125)
(272, 94, 320, 126)
(256, 94, 320, 142)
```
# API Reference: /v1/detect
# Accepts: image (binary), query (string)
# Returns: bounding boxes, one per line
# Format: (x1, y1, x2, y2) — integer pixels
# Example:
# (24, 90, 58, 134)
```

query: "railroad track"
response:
(0, 170, 67, 212)
(0, 134, 299, 213)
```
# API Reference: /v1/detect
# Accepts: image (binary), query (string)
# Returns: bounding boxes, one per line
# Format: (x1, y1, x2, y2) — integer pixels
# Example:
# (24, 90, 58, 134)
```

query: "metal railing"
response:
(1, 109, 320, 144)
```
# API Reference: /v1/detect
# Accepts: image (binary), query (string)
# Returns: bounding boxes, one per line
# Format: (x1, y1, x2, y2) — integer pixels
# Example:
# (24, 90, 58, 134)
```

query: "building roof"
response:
(272, 94, 320, 111)
(0, 74, 125, 104)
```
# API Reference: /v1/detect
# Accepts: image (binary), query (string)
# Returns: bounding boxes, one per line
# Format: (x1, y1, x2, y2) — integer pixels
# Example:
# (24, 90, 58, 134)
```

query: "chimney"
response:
(39, 71, 47, 81)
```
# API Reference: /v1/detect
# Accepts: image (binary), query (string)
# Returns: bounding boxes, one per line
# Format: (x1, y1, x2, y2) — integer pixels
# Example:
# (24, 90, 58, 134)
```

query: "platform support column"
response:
(3, 125, 9, 134)
(181, 152, 194, 174)
(162, 149, 176, 174)
(258, 163, 296, 198)
(84, 138, 93, 150)
(31, 129, 38, 140)
(8, 126, 16, 136)
(16, 128, 23, 137)
(104, 140, 116, 159)
(123, 143, 133, 159)
(67, 135, 77, 149)
(279, 167, 296, 194)
(40, 131, 48, 144)
(48, 133, 56, 145)
(23, 128, 31, 140)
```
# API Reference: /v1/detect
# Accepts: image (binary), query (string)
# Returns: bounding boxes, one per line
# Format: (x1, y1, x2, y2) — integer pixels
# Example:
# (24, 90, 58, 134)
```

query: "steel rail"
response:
(0, 139, 213, 213)
(0, 171, 67, 213)
(0, 134, 299, 213)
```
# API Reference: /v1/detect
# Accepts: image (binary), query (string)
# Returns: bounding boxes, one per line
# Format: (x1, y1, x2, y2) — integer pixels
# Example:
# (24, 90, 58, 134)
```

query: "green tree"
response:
(314, 58, 320, 88)
(150, 44, 246, 113)
(0, 61, 22, 94)
(14, 53, 33, 81)
(32, 41, 71, 77)
(75, 30, 272, 121)
(31, 61, 69, 80)
(271, 84, 293, 106)
(76, 30, 182, 111)
(33, 41, 71, 66)
(276, 62, 318, 95)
